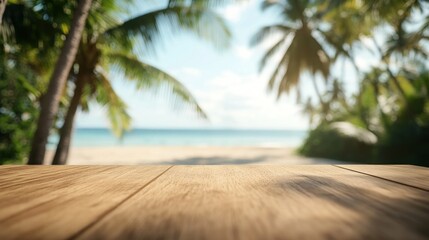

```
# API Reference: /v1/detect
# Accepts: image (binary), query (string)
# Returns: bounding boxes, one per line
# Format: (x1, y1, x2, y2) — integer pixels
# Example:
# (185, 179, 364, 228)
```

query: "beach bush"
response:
(299, 123, 375, 163)
(300, 94, 429, 166)
(376, 95, 429, 165)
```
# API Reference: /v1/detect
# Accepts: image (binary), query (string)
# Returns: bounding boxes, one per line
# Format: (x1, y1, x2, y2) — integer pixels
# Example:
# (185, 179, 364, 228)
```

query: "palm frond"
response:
(269, 27, 330, 98)
(261, 0, 287, 11)
(106, 51, 207, 119)
(259, 37, 287, 72)
(168, 0, 242, 8)
(104, 6, 231, 52)
(255, 0, 332, 100)
(250, 24, 292, 46)
(278, 37, 301, 97)
(85, 0, 124, 37)
(267, 48, 289, 92)
(93, 71, 131, 138)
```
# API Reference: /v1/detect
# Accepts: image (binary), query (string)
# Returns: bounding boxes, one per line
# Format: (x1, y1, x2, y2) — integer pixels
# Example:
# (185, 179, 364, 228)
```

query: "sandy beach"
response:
(45, 146, 341, 165)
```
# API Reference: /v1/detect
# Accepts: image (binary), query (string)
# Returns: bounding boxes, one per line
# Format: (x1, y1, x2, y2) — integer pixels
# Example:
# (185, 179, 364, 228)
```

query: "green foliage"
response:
(255, 0, 429, 166)
(378, 126, 429, 166)
(0, 0, 70, 164)
(300, 67, 429, 166)
(105, 5, 231, 52)
(299, 123, 375, 163)
(1, 0, 233, 164)
(0, 56, 38, 164)
(378, 83, 429, 165)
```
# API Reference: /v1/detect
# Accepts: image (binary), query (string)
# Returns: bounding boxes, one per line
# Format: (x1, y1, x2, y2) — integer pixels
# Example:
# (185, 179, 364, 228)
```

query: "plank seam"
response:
(333, 165, 429, 192)
(67, 165, 175, 240)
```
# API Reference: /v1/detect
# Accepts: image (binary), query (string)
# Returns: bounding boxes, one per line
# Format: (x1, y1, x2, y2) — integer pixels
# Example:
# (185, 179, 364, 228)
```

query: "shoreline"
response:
(45, 146, 341, 165)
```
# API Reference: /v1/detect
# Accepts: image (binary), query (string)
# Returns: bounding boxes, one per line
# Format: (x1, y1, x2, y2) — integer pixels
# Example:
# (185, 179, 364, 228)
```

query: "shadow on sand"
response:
(157, 156, 270, 165)
(154, 155, 345, 165)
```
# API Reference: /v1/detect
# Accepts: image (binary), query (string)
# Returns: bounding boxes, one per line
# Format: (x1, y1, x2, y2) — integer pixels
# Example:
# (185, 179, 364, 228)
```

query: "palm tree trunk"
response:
(28, 0, 92, 164)
(52, 74, 86, 165)
(0, 0, 7, 24)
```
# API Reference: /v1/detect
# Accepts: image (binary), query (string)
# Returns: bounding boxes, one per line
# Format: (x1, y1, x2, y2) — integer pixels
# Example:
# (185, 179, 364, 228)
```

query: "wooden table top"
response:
(0, 165, 428, 240)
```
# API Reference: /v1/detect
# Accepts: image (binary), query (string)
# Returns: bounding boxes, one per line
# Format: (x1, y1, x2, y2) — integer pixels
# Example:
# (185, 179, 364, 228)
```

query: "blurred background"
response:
(0, 0, 428, 166)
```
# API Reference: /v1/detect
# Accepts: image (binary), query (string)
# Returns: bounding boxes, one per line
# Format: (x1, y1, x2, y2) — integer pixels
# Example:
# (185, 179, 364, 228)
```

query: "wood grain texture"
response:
(336, 165, 429, 191)
(0, 166, 109, 220)
(0, 166, 170, 240)
(76, 165, 429, 240)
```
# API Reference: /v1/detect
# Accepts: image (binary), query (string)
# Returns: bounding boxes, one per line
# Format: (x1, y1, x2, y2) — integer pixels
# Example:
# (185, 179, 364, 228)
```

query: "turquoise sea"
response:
(48, 128, 307, 148)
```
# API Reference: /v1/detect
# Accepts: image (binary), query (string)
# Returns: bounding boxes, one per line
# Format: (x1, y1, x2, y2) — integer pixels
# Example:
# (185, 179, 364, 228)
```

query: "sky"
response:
(75, 0, 367, 130)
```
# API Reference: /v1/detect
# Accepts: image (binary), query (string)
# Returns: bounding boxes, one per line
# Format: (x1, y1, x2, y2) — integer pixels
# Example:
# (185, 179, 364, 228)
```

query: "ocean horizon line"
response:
(74, 127, 308, 132)
(47, 128, 308, 149)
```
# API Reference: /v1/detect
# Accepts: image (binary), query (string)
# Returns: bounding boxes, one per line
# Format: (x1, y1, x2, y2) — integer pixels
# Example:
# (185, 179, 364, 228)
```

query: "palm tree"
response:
(384, 20, 429, 61)
(365, 0, 428, 100)
(1, 0, 77, 164)
(28, 0, 93, 164)
(251, 0, 330, 102)
(0, 0, 7, 24)
(52, 0, 231, 164)
(320, 1, 376, 76)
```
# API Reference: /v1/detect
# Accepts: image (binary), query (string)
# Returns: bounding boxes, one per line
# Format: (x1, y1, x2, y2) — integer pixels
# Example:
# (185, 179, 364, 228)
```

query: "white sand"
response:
(45, 146, 342, 165)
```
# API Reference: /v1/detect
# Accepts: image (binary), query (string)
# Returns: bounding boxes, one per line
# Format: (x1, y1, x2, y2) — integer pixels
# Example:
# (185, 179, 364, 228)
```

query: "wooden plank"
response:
(0, 165, 29, 175)
(0, 166, 115, 220)
(77, 165, 429, 240)
(336, 165, 429, 191)
(0, 166, 101, 189)
(0, 166, 171, 240)
(0, 165, 26, 170)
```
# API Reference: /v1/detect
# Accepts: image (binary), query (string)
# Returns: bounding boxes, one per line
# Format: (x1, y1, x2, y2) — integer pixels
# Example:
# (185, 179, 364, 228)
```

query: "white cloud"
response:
(77, 69, 309, 130)
(234, 46, 254, 59)
(219, 5, 245, 22)
(76, 0, 309, 130)
(218, 0, 257, 23)
(190, 71, 308, 129)
(181, 67, 202, 77)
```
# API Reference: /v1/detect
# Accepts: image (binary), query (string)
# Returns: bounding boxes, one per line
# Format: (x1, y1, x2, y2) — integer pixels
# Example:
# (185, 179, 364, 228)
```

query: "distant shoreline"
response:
(48, 129, 307, 148)
(73, 127, 308, 131)
(45, 146, 341, 165)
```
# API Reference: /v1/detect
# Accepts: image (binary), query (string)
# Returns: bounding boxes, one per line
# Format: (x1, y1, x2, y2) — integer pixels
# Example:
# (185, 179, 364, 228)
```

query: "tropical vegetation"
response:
(0, 0, 231, 164)
(51, 0, 232, 165)
(254, 0, 429, 166)
(2, 0, 428, 166)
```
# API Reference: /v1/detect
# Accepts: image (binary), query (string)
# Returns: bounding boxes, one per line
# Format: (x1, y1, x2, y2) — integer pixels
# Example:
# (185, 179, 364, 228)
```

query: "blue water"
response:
(48, 128, 307, 148)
